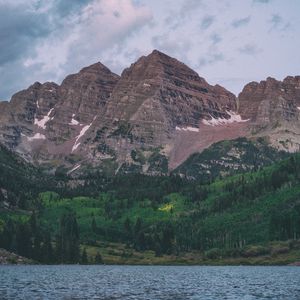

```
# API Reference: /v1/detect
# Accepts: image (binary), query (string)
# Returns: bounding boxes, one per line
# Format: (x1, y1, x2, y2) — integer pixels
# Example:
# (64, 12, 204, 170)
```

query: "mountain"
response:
(238, 76, 300, 152)
(77, 49, 246, 175)
(1, 149, 300, 265)
(0, 144, 54, 209)
(0, 50, 299, 176)
(0, 63, 119, 169)
(173, 137, 290, 181)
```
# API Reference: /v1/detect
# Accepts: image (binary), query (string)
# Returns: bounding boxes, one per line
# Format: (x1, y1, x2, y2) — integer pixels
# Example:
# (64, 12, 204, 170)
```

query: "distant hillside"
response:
(1, 152, 300, 265)
(173, 137, 290, 181)
(0, 145, 55, 209)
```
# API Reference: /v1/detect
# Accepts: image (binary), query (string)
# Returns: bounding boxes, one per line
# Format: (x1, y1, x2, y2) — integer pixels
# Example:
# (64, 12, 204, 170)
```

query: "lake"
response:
(0, 265, 299, 299)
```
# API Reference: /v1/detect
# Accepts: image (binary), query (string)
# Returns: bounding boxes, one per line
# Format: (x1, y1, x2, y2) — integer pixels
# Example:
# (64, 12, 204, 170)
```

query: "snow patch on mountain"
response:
(34, 108, 54, 129)
(69, 114, 80, 125)
(202, 111, 249, 126)
(67, 164, 81, 174)
(27, 133, 46, 141)
(72, 117, 96, 152)
(176, 126, 199, 132)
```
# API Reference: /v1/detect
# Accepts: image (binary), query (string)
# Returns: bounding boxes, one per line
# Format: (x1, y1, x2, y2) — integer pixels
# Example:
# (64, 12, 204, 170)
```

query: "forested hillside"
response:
(173, 137, 290, 181)
(1, 147, 300, 264)
(0, 145, 58, 209)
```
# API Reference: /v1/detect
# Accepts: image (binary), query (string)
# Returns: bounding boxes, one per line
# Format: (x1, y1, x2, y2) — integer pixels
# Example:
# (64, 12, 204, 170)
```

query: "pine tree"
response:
(56, 212, 80, 263)
(124, 217, 132, 240)
(16, 223, 32, 258)
(95, 252, 103, 264)
(41, 232, 53, 263)
(91, 217, 97, 233)
(81, 248, 88, 264)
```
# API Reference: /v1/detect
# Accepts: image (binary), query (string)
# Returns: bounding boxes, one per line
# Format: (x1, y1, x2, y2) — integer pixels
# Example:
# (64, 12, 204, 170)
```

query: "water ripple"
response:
(0, 265, 299, 300)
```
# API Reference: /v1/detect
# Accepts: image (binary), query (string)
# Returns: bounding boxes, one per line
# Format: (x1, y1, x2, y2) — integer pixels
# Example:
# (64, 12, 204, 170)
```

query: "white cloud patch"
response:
(24, 0, 152, 81)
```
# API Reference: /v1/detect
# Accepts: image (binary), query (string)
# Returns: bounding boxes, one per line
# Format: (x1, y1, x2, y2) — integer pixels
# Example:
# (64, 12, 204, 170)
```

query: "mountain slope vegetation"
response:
(0, 145, 300, 264)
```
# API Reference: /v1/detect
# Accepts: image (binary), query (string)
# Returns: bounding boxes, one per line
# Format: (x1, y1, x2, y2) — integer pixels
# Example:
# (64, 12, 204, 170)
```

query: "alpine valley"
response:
(1, 50, 300, 265)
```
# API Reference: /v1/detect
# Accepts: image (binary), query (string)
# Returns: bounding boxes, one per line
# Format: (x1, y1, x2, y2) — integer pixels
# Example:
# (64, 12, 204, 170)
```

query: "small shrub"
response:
(205, 248, 222, 259)
(242, 245, 269, 257)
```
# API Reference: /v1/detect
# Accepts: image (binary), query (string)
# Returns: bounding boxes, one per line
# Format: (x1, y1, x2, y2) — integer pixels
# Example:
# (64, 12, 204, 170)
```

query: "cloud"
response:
(270, 14, 290, 31)
(0, 3, 52, 66)
(238, 44, 261, 56)
(53, 0, 93, 17)
(0, 0, 299, 101)
(201, 15, 215, 30)
(62, 0, 152, 73)
(253, 0, 272, 3)
(198, 53, 224, 68)
(151, 34, 192, 61)
(231, 16, 251, 28)
(210, 33, 222, 45)
(178, 0, 204, 18)
(0, 0, 152, 99)
(163, 0, 203, 30)
(271, 14, 282, 27)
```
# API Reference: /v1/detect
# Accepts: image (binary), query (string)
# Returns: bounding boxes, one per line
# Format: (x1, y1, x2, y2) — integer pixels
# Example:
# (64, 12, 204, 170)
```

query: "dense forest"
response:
(0, 144, 300, 264)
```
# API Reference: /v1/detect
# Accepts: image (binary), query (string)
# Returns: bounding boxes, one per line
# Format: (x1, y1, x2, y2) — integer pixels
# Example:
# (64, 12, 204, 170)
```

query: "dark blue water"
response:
(0, 265, 299, 299)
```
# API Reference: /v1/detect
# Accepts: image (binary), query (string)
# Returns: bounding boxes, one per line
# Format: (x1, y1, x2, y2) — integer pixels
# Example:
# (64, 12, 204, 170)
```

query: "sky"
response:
(0, 0, 299, 100)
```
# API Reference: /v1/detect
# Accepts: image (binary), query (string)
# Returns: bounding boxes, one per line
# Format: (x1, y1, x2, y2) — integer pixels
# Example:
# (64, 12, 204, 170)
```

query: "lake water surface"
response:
(0, 265, 299, 299)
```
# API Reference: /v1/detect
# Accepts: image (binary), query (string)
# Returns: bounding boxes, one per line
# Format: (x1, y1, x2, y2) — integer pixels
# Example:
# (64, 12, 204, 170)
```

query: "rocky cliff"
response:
(75, 50, 249, 174)
(238, 76, 300, 152)
(0, 50, 299, 175)
(0, 62, 119, 168)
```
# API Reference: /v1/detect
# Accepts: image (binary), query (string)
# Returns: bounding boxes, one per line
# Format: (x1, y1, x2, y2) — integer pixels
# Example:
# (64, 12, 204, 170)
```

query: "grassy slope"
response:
(33, 155, 300, 264)
(1, 144, 300, 265)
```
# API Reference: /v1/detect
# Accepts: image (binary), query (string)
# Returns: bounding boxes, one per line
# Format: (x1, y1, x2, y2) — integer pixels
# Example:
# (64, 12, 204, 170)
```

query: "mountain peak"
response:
(146, 49, 185, 66)
(79, 62, 115, 75)
(148, 49, 169, 58)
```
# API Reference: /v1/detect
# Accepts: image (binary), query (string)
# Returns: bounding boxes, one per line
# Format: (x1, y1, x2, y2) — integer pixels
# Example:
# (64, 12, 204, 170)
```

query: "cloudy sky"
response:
(1, 0, 299, 100)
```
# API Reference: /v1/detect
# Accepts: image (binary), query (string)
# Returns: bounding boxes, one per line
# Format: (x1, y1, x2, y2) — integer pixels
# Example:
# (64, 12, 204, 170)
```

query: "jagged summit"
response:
(0, 50, 299, 175)
(78, 61, 116, 75)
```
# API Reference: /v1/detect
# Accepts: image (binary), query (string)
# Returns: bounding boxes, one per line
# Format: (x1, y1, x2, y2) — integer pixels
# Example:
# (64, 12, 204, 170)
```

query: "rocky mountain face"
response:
(238, 76, 300, 152)
(0, 63, 119, 167)
(0, 50, 299, 176)
(76, 50, 248, 175)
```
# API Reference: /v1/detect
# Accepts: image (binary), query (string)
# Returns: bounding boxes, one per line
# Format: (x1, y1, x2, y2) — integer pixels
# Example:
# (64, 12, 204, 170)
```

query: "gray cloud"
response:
(179, 0, 204, 18)
(0, 0, 298, 100)
(0, 4, 52, 66)
(253, 0, 272, 3)
(198, 53, 224, 68)
(0, 0, 152, 100)
(271, 14, 282, 27)
(151, 34, 191, 62)
(0, 1, 94, 99)
(238, 44, 261, 56)
(164, 0, 203, 31)
(210, 33, 222, 45)
(231, 16, 251, 28)
(201, 15, 215, 30)
(53, 0, 93, 17)
(270, 14, 290, 31)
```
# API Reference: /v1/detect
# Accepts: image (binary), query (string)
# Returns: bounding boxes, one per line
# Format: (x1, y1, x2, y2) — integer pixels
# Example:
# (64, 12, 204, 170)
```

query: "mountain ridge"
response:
(0, 49, 299, 176)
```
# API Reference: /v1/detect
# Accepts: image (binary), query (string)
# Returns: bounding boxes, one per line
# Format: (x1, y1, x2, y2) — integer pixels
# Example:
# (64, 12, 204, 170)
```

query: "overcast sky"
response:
(1, 0, 299, 100)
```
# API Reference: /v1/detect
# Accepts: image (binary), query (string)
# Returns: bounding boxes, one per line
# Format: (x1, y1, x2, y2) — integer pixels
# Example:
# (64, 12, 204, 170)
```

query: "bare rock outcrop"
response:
(0, 50, 299, 175)
(238, 76, 300, 152)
